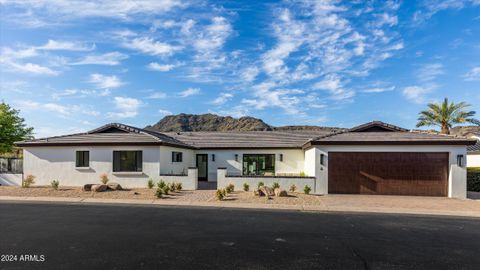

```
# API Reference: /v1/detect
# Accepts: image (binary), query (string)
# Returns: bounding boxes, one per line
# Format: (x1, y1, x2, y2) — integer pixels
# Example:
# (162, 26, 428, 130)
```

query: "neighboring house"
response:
(14, 121, 475, 198)
(465, 132, 480, 168)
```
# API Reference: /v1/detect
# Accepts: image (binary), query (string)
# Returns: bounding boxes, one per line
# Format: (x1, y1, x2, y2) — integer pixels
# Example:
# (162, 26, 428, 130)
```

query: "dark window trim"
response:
(113, 150, 142, 172)
(76, 151, 89, 167)
(172, 151, 183, 162)
(242, 154, 275, 176)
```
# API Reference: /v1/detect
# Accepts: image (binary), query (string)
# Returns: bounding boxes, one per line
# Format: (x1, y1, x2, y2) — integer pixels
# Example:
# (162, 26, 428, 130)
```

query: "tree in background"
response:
(0, 102, 34, 153)
(416, 98, 480, 134)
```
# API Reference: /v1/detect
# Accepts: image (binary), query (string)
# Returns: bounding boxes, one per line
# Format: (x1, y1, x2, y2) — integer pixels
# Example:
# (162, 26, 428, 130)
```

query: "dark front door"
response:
(196, 154, 208, 181)
(328, 152, 449, 196)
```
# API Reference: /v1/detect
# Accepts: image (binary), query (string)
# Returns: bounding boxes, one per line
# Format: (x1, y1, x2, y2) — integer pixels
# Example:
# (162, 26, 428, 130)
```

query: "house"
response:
(14, 121, 475, 198)
(465, 132, 480, 168)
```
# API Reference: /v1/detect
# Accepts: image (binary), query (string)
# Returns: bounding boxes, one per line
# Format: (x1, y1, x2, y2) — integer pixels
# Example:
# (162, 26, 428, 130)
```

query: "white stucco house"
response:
(13, 121, 476, 198)
(465, 132, 480, 168)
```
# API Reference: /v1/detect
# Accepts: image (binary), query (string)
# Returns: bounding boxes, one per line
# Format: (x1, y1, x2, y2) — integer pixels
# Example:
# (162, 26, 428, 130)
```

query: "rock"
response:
(82, 184, 93, 191)
(260, 186, 275, 197)
(274, 188, 288, 197)
(107, 182, 123, 190)
(91, 184, 108, 192)
(253, 189, 265, 196)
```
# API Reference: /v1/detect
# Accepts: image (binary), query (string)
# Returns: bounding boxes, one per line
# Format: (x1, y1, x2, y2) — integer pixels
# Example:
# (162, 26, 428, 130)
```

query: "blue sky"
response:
(1, 0, 479, 137)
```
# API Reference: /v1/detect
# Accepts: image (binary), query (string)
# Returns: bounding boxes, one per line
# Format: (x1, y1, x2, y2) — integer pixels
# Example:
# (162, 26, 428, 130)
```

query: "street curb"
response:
(1, 195, 479, 218)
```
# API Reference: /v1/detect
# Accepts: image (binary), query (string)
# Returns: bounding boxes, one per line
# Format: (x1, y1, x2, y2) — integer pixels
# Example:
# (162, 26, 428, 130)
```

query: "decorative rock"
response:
(107, 182, 123, 190)
(82, 184, 93, 191)
(260, 186, 275, 197)
(274, 188, 288, 197)
(91, 184, 108, 192)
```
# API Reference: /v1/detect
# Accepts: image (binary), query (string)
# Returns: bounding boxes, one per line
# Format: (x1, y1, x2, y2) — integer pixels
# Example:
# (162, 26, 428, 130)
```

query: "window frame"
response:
(242, 154, 275, 176)
(75, 151, 90, 168)
(113, 150, 143, 172)
(172, 151, 183, 163)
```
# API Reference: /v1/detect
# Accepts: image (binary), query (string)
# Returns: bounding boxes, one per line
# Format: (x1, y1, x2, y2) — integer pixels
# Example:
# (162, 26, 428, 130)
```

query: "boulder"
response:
(260, 186, 275, 197)
(82, 184, 93, 191)
(107, 182, 123, 190)
(91, 184, 108, 192)
(274, 188, 288, 197)
(253, 189, 265, 197)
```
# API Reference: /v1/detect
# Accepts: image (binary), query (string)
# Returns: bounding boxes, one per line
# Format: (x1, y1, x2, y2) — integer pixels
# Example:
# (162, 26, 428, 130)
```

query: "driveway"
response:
(0, 202, 479, 270)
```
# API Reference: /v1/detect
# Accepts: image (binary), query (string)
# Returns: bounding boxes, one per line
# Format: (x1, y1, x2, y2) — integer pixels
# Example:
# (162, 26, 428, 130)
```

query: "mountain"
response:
(145, 113, 343, 132)
(450, 126, 480, 137)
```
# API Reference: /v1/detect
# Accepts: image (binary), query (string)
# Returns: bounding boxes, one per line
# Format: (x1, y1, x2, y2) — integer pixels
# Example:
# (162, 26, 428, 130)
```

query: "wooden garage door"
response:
(328, 152, 449, 196)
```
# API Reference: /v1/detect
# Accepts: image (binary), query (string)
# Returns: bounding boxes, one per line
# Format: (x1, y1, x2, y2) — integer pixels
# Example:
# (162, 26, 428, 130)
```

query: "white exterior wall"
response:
(159, 146, 195, 175)
(159, 168, 198, 190)
(467, 153, 480, 168)
(195, 149, 305, 182)
(310, 145, 468, 199)
(0, 174, 23, 186)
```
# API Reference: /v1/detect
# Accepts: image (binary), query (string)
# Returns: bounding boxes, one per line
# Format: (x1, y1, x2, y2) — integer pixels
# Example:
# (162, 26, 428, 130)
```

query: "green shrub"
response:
(257, 181, 264, 188)
(170, 182, 176, 192)
(155, 188, 163, 198)
(272, 182, 280, 189)
(162, 185, 170, 195)
(225, 184, 234, 193)
(243, 182, 250, 192)
(304, 185, 311, 195)
(467, 168, 480, 192)
(147, 179, 154, 189)
(216, 189, 226, 200)
(51, 180, 59, 190)
(175, 182, 182, 191)
(299, 171, 306, 177)
(99, 173, 109, 184)
(157, 180, 166, 189)
(22, 174, 35, 188)
(289, 184, 296, 192)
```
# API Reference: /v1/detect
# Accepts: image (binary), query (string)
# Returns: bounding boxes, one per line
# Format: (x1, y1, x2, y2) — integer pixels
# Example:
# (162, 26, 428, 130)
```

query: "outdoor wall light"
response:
(320, 154, 325, 166)
(279, 154, 283, 162)
(212, 154, 215, 162)
(235, 154, 238, 162)
(457, 154, 464, 167)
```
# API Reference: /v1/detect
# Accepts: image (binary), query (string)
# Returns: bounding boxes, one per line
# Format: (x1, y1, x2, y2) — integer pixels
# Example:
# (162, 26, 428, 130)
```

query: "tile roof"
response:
(468, 139, 480, 153)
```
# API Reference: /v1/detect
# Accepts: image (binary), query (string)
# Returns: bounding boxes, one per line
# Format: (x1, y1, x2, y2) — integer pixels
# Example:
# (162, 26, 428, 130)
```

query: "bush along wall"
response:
(467, 168, 480, 192)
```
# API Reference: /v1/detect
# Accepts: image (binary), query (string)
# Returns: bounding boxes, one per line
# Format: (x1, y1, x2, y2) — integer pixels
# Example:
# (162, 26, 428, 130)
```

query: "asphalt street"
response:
(0, 202, 479, 270)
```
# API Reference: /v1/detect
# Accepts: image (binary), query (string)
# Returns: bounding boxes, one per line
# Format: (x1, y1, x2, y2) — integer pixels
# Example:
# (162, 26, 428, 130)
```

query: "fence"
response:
(0, 157, 23, 174)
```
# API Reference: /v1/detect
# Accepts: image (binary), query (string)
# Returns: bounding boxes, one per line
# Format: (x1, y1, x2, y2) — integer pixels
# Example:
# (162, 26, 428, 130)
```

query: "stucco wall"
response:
(0, 174, 23, 186)
(467, 153, 480, 168)
(195, 149, 305, 182)
(310, 145, 468, 199)
(159, 146, 195, 175)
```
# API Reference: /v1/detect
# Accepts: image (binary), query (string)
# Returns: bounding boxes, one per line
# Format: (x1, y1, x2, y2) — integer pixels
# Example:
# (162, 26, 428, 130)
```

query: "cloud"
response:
(417, 63, 444, 82)
(88, 73, 124, 89)
(16, 100, 100, 116)
(412, 0, 479, 24)
(313, 74, 355, 100)
(241, 82, 304, 115)
(0, 47, 58, 75)
(158, 109, 172, 115)
(37, 39, 93, 51)
(6, 62, 58, 75)
(192, 17, 232, 53)
(123, 37, 181, 56)
(108, 96, 141, 118)
(71, 52, 128, 66)
(147, 92, 167, 99)
(402, 86, 432, 104)
(211, 93, 233, 105)
(362, 86, 396, 93)
(463, 67, 480, 81)
(147, 62, 177, 71)
(52, 88, 111, 100)
(178, 87, 200, 97)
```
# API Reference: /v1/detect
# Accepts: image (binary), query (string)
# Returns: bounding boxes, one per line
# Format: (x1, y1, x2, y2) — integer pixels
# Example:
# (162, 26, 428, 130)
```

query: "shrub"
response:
(304, 185, 311, 195)
(51, 180, 59, 190)
(299, 171, 306, 177)
(155, 188, 163, 198)
(289, 184, 296, 192)
(225, 184, 234, 193)
(162, 185, 170, 195)
(147, 179, 154, 189)
(243, 182, 250, 192)
(157, 180, 166, 189)
(216, 189, 226, 200)
(272, 182, 280, 189)
(99, 173, 109, 184)
(22, 174, 35, 188)
(175, 182, 182, 191)
(467, 168, 480, 192)
(257, 181, 264, 188)
(170, 182, 176, 192)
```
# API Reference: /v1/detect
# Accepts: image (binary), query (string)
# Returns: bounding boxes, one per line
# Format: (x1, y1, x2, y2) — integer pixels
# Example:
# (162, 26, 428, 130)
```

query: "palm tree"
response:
(416, 98, 480, 134)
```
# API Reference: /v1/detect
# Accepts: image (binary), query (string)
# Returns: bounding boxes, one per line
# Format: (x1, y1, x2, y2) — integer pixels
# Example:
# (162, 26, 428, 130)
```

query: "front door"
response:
(196, 154, 208, 181)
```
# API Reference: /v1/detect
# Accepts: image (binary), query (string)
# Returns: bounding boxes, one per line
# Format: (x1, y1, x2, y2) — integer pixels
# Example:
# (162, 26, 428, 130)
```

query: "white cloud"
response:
(417, 63, 444, 82)
(16, 100, 100, 116)
(178, 87, 200, 97)
(108, 96, 141, 118)
(7, 62, 58, 75)
(362, 86, 396, 93)
(463, 67, 480, 81)
(72, 52, 128, 66)
(88, 73, 124, 89)
(147, 92, 167, 99)
(402, 86, 432, 104)
(211, 93, 233, 105)
(37, 39, 93, 51)
(375, 13, 398, 27)
(123, 37, 181, 56)
(147, 62, 177, 72)
(192, 17, 232, 53)
(313, 74, 355, 100)
(158, 109, 172, 115)
(52, 88, 111, 100)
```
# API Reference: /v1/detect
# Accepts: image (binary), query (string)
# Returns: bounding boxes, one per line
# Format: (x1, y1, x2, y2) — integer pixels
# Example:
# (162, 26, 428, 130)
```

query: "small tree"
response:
(272, 182, 280, 189)
(304, 185, 311, 195)
(51, 180, 59, 190)
(0, 102, 34, 154)
(99, 173, 109, 184)
(289, 184, 297, 192)
(257, 181, 264, 188)
(243, 183, 250, 191)
(22, 174, 35, 188)
(147, 179, 154, 189)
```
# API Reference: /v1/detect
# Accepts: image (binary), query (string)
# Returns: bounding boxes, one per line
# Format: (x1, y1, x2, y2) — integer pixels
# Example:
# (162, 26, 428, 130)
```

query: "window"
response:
(242, 154, 275, 176)
(113, 151, 142, 172)
(76, 151, 89, 167)
(172, 152, 183, 162)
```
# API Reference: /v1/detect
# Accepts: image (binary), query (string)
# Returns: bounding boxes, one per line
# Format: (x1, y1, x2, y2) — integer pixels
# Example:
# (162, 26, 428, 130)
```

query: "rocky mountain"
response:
(145, 113, 343, 132)
(450, 126, 480, 137)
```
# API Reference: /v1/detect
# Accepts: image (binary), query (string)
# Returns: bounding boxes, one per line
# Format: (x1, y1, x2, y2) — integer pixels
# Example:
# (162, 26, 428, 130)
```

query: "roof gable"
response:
(349, 121, 408, 132)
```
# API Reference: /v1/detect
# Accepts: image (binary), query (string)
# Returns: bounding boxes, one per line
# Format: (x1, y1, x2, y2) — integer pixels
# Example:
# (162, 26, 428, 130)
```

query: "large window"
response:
(76, 151, 89, 167)
(113, 151, 142, 172)
(172, 152, 183, 162)
(242, 154, 275, 176)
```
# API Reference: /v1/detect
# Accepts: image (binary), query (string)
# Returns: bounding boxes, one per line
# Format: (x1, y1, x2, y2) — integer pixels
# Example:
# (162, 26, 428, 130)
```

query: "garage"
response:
(328, 152, 449, 196)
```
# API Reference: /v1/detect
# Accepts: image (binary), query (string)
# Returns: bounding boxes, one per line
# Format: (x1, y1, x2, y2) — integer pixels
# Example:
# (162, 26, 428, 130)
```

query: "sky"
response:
(0, 0, 479, 138)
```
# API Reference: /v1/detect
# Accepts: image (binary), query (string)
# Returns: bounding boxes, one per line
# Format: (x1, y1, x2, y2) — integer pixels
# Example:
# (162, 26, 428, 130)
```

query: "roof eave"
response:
(14, 141, 196, 149)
